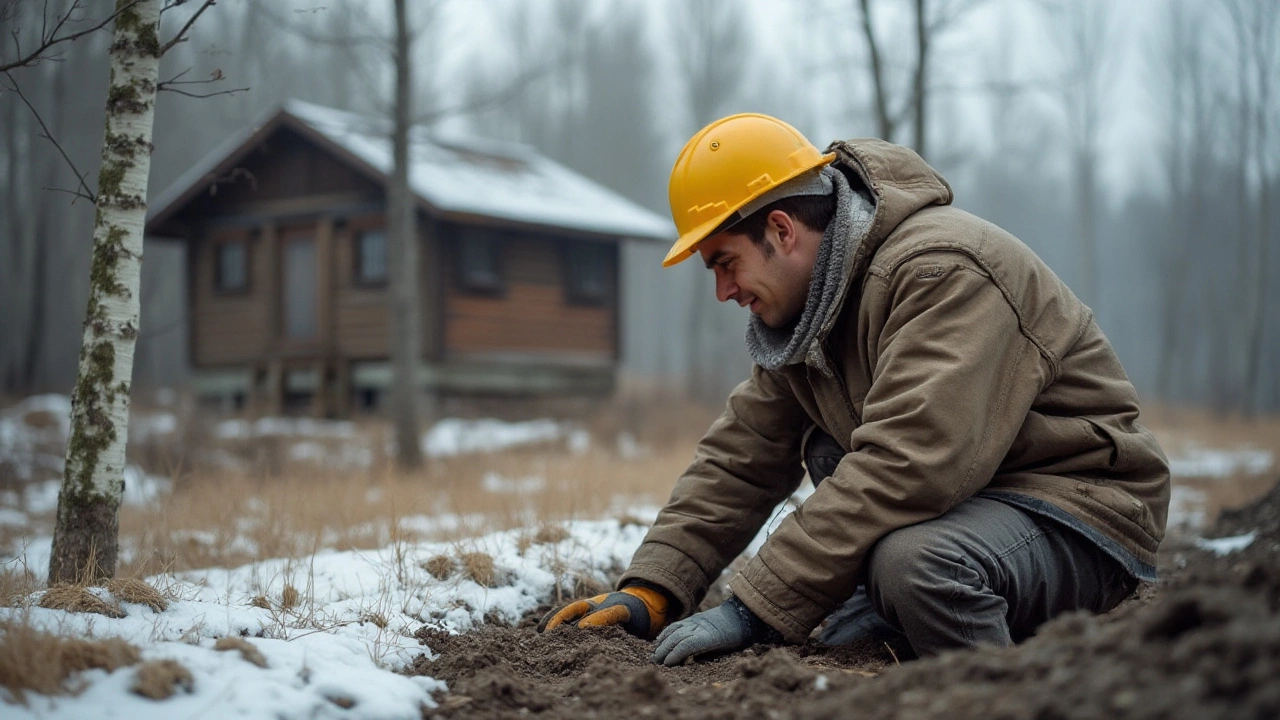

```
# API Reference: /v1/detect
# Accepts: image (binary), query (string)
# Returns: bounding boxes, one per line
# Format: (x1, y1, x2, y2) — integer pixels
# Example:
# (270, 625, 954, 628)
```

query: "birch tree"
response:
(46, 0, 220, 584)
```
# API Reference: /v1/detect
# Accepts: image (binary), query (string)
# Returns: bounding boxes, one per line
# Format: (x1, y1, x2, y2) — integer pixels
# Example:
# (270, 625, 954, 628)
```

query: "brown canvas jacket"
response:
(619, 139, 1171, 643)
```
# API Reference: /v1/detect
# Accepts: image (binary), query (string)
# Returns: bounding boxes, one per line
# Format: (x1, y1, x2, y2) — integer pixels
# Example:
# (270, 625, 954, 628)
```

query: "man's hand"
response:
(652, 596, 782, 666)
(537, 585, 670, 639)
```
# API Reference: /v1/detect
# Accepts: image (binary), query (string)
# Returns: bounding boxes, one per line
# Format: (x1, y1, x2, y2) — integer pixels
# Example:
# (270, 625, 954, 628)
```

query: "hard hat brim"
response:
(662, 151, 836, 268)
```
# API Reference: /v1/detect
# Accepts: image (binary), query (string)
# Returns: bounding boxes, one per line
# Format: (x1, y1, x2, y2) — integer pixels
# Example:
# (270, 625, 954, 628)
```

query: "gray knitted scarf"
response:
(745, 166, 876, 374)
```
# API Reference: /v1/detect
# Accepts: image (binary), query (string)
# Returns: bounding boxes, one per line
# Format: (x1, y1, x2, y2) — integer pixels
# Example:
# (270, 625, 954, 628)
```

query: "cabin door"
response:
(282, 234, 318, 339)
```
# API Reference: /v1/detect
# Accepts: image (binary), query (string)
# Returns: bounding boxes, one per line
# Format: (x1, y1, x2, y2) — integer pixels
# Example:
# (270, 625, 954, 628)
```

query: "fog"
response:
(1, 0, 1277, 412)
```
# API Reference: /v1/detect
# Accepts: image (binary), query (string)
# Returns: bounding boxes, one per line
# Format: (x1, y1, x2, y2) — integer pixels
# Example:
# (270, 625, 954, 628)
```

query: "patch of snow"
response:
(1196, 532, 1257, 556)
(1167, 485, 1208, 531)
(129, 411, 177, 444)
(1167, 445, 1273, 478)
(23, 480, 61, 515)
(0, 507, 27, 528)
(481, 472, 546, 495)
(215, 417, 357, 441)
(422, 418, 565, 458)
(122, 466, 171, 508)
(567, 429, 591, 455)
(0, 518, 651, 718)
(616, 431, 649, 459)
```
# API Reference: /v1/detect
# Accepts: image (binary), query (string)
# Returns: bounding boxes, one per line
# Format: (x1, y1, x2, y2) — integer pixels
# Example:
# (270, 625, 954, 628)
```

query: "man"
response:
(539, 114, 1169, 666)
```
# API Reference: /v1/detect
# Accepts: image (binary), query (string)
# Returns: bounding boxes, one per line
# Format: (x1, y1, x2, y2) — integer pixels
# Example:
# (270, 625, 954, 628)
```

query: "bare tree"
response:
(387, 0, 425, 469)
(669, 0, 750, 405)
(25, 0, 221, 584)
(1220, 0, 1279, 415)
(854, 0, 984, 157)
(1039, 0, 1119, 309)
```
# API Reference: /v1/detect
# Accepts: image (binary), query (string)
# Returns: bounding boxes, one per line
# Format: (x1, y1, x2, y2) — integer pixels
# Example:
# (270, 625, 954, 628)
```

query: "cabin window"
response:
(355, 229, 388, 285)
(216, 240, 248, 292)
(458, 228, 503, 293)
(564, 240, 610, 305)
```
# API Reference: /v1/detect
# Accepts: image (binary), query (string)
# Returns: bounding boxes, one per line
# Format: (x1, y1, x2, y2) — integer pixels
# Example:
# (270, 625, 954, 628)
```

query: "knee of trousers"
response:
(865, 524, 984, 617)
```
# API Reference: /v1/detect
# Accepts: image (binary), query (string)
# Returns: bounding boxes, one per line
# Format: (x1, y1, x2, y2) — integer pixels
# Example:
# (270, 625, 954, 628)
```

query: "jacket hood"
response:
(825, 139, 953, 285)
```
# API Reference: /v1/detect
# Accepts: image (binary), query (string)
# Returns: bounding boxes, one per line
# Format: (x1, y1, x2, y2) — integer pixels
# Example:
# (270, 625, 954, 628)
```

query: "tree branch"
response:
(2, 71, 96, 203)
(159, 0, 215, 55)
(156, 66, 248, 98)
(0, 0, 142, 73)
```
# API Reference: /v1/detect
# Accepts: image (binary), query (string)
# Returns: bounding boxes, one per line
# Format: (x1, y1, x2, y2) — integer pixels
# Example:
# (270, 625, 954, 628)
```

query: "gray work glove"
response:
(651, 596, 782, 666)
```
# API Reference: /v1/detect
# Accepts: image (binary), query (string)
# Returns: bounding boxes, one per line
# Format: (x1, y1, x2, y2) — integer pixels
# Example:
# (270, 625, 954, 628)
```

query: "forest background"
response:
(1, 0, 1276, 414)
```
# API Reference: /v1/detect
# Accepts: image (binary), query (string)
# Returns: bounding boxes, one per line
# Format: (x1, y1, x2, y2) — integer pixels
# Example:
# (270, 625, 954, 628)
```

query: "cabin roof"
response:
(147, 99, 674, 241)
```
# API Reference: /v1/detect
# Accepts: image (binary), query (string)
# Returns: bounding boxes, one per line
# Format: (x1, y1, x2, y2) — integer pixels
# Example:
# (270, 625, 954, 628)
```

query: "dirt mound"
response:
(411, 482, 1280, 720)
(1212, 476, 1280, 540)
(411, 617, 899, 719)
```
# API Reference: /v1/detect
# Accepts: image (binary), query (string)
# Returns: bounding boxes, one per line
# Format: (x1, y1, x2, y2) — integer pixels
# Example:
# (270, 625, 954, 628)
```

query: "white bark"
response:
(49, 0, 161, 584)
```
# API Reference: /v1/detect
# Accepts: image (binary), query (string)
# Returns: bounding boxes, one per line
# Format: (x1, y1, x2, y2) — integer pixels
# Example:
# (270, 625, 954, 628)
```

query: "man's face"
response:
(697, 218, 814, 328)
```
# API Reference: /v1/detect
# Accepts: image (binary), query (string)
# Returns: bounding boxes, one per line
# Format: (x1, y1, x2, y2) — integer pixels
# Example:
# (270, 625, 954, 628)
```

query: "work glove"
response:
(651, 595, 782, 666)
(537, 584, 671, 639)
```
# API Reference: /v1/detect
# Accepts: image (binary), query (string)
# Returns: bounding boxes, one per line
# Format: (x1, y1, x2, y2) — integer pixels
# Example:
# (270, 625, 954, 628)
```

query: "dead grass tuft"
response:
(361, 611, 389, 629)
(130, 659, 194, 700)
(0, 566, 41, 608)
(38, 585, 125, 618)
(459, 551, 497, 588)
(280, 584, 300, 610)
(249, 595, 271, 609)
(0, 616, 140, 704)
(213, 636, 268, 668)
(422, 554, 454, 580)
(106, 578, 168, 612)
(616, 514, 649, 529)
(533, 525, 570, 545)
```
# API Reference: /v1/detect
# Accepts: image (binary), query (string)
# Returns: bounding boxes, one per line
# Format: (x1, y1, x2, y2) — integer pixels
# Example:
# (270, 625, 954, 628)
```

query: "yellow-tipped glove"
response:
(537, 585, 670, 639)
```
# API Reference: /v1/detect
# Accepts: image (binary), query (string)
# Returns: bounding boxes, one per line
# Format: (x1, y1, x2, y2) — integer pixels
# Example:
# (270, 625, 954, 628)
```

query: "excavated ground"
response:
(409, 480, 1280, 720)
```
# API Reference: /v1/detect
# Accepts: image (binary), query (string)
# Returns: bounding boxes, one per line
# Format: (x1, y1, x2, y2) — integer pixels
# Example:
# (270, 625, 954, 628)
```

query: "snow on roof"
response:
(150, 100, 674, 241)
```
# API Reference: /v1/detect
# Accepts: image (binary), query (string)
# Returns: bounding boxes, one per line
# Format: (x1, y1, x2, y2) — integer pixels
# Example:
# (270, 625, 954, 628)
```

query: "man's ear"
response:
(767, 209, 798, 255)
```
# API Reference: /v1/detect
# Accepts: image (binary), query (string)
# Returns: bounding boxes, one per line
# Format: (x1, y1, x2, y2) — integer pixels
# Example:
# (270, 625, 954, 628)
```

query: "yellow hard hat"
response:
(664, 113, 836, 267)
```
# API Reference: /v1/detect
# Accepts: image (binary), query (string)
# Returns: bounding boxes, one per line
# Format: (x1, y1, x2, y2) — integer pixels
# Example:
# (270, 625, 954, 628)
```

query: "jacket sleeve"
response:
(618, 364, 810, 618)
(729, 253, 1052, 641)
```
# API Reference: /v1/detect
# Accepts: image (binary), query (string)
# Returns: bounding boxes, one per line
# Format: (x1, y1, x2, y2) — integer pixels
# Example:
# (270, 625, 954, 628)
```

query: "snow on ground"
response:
(1195, 531, 1257, 556)
(1, 518, 652, 718)
(1167, 444, 1274, 479)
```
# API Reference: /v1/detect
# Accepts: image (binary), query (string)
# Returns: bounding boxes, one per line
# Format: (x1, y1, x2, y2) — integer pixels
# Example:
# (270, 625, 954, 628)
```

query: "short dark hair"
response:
(715, 193, 837, 256)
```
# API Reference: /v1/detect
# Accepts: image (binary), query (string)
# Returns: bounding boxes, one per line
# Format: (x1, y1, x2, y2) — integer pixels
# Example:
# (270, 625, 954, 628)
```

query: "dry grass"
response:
(108, 430, 697, 578)
(214, 636, 268, 668)
(0, 615, 140, 704)
(533, 524, 571, 545)
(105, 577, 168, 612)
(422, 554, 454, 580)
(280, 584, 300, 610)
(130, 659, 193, 700)
(459, 551, 497, 588)
(38, 585, 125, 618)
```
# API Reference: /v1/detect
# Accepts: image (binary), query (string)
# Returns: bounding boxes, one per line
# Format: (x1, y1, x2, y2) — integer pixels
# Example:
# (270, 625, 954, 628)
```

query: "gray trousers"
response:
(805, 429, 1137, 657)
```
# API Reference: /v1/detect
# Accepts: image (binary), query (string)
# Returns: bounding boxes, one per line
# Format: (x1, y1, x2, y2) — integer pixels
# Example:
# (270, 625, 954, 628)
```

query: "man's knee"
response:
(865, 524, 980, 619)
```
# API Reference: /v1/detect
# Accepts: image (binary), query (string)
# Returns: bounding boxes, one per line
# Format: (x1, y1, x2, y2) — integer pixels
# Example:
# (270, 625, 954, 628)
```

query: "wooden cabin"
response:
(145, 100, 672, 416)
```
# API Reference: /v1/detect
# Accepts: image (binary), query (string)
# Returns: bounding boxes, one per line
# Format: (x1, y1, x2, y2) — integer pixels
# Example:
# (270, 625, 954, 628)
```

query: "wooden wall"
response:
(190, 224, 271, 366)
(442, 229, 618, 360)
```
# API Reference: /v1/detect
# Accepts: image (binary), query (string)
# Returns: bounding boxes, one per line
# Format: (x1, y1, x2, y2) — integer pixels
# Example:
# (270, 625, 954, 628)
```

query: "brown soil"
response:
(410, 479, 1280, 720)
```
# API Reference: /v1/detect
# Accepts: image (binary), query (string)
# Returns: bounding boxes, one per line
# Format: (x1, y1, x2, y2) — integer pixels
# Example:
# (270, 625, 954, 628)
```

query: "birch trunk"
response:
(48, 0, 161, 584)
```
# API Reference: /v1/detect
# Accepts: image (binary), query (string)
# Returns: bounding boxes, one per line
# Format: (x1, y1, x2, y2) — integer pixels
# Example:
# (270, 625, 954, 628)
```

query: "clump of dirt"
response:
(411, 621, 898, 719)
(411, 479, 1280, 720)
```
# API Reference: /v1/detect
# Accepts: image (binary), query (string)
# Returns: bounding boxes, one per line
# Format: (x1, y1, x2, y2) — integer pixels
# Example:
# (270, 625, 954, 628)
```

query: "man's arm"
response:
(730, 252, 1053, 641)
(618, 364, 811, 619)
